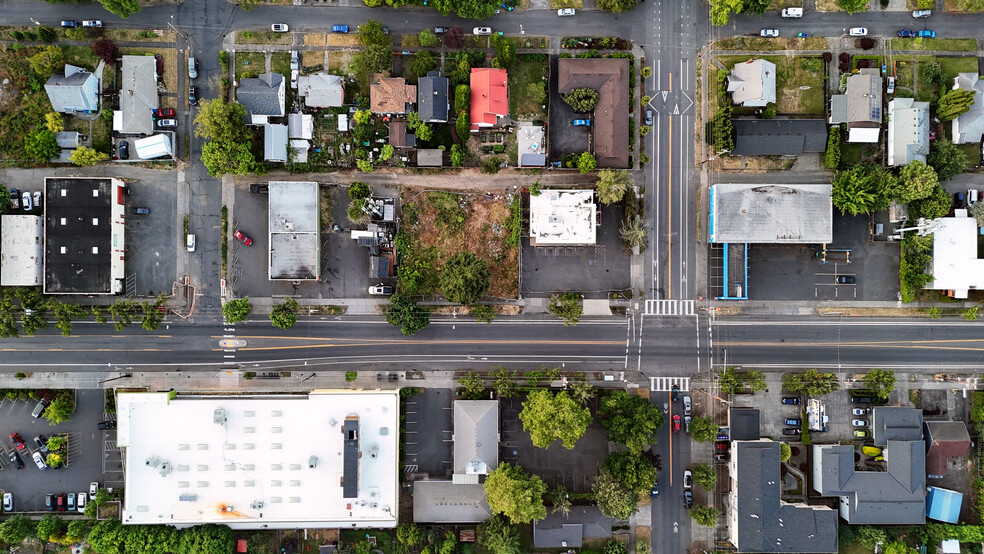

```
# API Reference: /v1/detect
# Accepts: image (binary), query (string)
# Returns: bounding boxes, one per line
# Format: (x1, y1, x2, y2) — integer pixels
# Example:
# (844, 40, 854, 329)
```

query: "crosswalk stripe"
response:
(645, 299, 695, 316)
(649, 377, 690, 392)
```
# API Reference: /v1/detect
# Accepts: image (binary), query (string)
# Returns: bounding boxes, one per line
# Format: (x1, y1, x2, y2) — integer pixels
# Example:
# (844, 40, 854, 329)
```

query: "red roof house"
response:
(925, 421, 971, 476)
(470, 68, 508, 131)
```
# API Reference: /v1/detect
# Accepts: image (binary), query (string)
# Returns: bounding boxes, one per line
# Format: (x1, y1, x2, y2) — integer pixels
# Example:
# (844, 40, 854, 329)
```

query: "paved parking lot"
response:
(0, 390, 114, 512)
(735, 385, 868, 446)
(124, 178, 179, 298)
(403, 389, 453, 478)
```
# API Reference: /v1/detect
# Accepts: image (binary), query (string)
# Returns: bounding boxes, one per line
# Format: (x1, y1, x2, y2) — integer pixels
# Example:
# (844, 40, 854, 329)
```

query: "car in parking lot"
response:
(781, 396, 800, 405)
(60, 20, 80, 28)
(332, 25, 349, 33)
(22, 191, 32, 211)
(784, 418, 801, 426)
(368, 284, 393, 295)
(853, 430, 869, 438)
(158, 119, 177, 128)
(132, 207, 150, 215)
(271, 23, 289, 32)
(852, 408, 871, 416)
(32, 451, 47, 470)
(155, 108, 175, 118)
(234, 230, 253, 246)
(782, 428, 801, 436)
(34, 435, 48, 453)
(571, 119, 591, 126)
(97, 420, 116, 430)
(837, 275, 856, 284)
(90, 482, 99, 496)
(913, 9, 931, 17)
(760, 29, 779, 37)
(683, 470, 692, 489)
(77, 492, 87, 513)
(852, 419, 869, 427)
(717, 427, 729, 441)
(918, 29, 936, 37)
(683, 396, 692, 415)
(851, 396, 873, 404)
(849, 27, 868, 36)
(45, 493, 54, 511)
(250, 184, 269, 194)
(473, 27, 492, 35)
(118, 140, 129, 160)
(56, 494, 65, 511)
(2, 492, 11, 512)
(557, 8, 576, 15)
(9, 187, 19, 209)
(672, 414, 681, 433)
(898, 29, 915, 37)
(31, 399, 48, 418)
(715, 441, 729, 450)
(33, 191, 41, 208)
(9, 433, 25, 451)
(8, 451, 23, 469)
(684, 490, 693, 508)
(82, 20, 102, 27)
(67, 493, 75, 511)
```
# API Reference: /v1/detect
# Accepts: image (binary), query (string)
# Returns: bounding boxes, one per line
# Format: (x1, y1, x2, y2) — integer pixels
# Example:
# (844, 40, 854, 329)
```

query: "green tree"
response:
(597, 0, 639, 12)
(520, 390, 592, 449)
(44, 395, 74, 425)
(599, 390, 664, 453)
(140, 294, 168, 331)
(569, 380, 595, 404)
(201, 140, 257, 177)
(838, 0, 870, 13)
(471, 303, 496, 323)
(70, 146, 110, 166)
(36, 514, 63, 542)
(385, 294, 430, 335)
(780, 442, 792, 462)
(604, 539, 628, 554)
(459, 372, 486, 399)
(0, 514, 35, 544)
(380, 144, 395, 161)
(87, 519, 126, 553)
(407, 50, 437, 83)
(690, 415, 717, 443)
(856, 526, 889, 550)
(492, 366, 518, 398)
(596, 169, 632, 205)
(603, 451, 657, 497)
(418, 28, 439, 47)
(863, 368, 896, 401)
(356, 159, 375, 173)
(65, 519, 89, 543)
(109, 299, 138, 331)
(577, 152, 597, 173)
(719, 366, 744, 394)
(620, 218, 648, 249)
(194, 99, 251, 143)
(712, 106, 735, 152)
(549, 292, 582, 326)
(450, 143, 465, 167)
(563, 88, 599, 112)
(53, 302, 87, 337)
(25, 127, 59, 162)
(831, 165, 894, 216)
(396, 522, 423, 552)
(353, 109, 372, 125)
(709, 0, 743, 25)
(690, 463, 717, 490)
(484, 462, 547, 523)
(440, 252, 490, 304)
(415, 122, 433, 142)
(359, 20, 390, 47)
(29, 45, 64, 77)
(222, 298, 251, 324)
(936, 88, 976, 121)
(893, 160, 939, 202)
(177, 524, 234, 554)
(97, 0, 141, 17)
(478, 515, 522, 554)
(358, 43, 393, 74)
(824, 126, 841, 169)
(782, 369, 839, 396)
(592, 468, 639, 519)
(688, 505, 720, 527)
(928, 139, 968, 181)
(349, 181, 371, 200)
(490, 34, 516, 70)
(455, 84, 471, 113)
(270, 297, 298, 330)
(547, 485, 571, 516)
(45, 112, 63, 133)
(908, 183, 952, 220)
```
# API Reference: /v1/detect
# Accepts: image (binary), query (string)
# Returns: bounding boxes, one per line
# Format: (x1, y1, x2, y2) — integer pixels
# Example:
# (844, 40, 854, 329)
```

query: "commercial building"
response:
(529, 189, 597, 246)
(709, 183, 833, 244)
(268, 181, 320, 281)
(1, 215, 43, 286)
(923, 210, 984, 299)
(556, 58, 629, 168)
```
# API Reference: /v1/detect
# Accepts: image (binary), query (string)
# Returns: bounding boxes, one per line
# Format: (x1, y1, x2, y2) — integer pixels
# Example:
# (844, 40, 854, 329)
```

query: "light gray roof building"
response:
(418, 71, 449, 123)
(45, 64, 99, 114)
(412, 482, 491, 523)
(709, 183, 833, 244)
(533, 507, 613, 548)
(727, 59, 776, 108)
(829, 69, 882, 143)
(453, 401, 499, 479)
(268, 181, 320, 280)
(729, 440, 838, 552)
(297, 73, 344, 108)
(238, 72, 285, 125)
(288, 113, 313, 140)
(871, 406, 923, 446)
(951, 73, 984, 145)
(55, 131, 81, 148)
(732, 119, 828, 156)
(120, 56, 158, 135)
(1, 215, 43, 286)
(263, 124, 288, 163)
(887, 97, 930, 166)
(417, 149, 443, 167)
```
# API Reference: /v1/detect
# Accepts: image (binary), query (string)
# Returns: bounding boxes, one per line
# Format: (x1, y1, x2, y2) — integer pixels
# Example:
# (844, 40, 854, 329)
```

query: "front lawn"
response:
(893, 37, 978, 52)
(714, 36, 828, 51)
(235, 30, 292, 45)
(508, 55, 548, 121)
(235, 51, 265, 80)
(271, 52, 291, 76)
(718, 55, 825, 115)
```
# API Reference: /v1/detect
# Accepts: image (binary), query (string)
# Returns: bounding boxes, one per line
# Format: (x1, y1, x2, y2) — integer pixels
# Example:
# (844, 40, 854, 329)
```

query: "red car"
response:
(155, 108, 175, 117)
(715, 442, 729, 451)
(234, 230, 253, 246)
(672, 415, 681, 433)
(9, 432, 25, 451)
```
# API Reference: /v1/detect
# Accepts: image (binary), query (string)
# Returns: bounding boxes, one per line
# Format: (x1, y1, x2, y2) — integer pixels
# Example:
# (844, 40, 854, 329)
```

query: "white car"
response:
(76, 492, 87, 513)
(912, 9, 931, 17)
(290, 69, 298, 89)
(32, 451, 47, 470)
(760, 29, 779, 37)
(852, 419, 869, 427)
(90, 482, 99, 496)
(186, 234, 196, 252)
(82, 20, 103, 27)
(557, 8, 575, 15)
(849, 27, 868, 36)
(473, 27, 492, 35)
(33, 191, 40, 208)
(852, 408, 871, 416)
(369, 284, 394, 295)
(2, 492, 12, 512)
(683, 470, 693, 489)
(271, 23, 289, 32)
(290, 50, 299, 71)
(21, 191, 32, 211)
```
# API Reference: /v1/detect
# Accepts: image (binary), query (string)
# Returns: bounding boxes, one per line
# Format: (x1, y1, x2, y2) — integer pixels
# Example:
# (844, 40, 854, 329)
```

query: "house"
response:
(0, 215, 43, 286)
(418, 71, 449, 123)
(119, 56, 159, 135)
(926, 487, 963, 524)
(924, 210, 984, 299)
(45, 64, 99, 114)
(417, 149, 443, 167)
(263, 124, 289, 163)
(726, 59, 776, 108)
(556, 58, 629, 168)
(709, 184, 833, 244)
(268, 181, 320, 280)
(533, 507, 613, 548)
(517, 125, 546, 167)
(116, 390, 399, 529)
(951, 73, 984, 144)
(729, 440, 838, 552)
(829, 69, 882, 143)
(732, 119, 828, 156)
(388, 120, 415, 149)
(813, 408, 925, 525)
(529, 189, 597, 246)
(55, 132, 81, 149)
(370, 77, 416, 115)
(470, 67, 509, 131)
(238, 72, 285, 125)
(288, 113, 313, 140)
(887, 98, 930, 166)
(297, 73, 345, 108)
(925, 421, 971, 476)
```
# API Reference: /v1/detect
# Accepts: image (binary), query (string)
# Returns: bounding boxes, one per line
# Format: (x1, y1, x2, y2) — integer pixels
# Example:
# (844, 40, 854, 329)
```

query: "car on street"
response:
(683, 395, 692, 415)
(645, 110, 653, 125)
(782, 428, 801, 436)
(672, 385, 679, 402)
(912, 9, 931, 17)
(3, 493, 11, 512)
(852, 408, 871, 416)
(854, 430, 869, 438)
(849, 27, 868, 36)
(434, 27, 449, 35)
(781, 396, 800, 405)
(784, 418, 800, 426)
(369, 284, 394, 295)
(887, 76, 896, 94)
(189, 86, 197, 105)
(851, 396, 873, 404)
(33, 451, 47, 470)
(473, 27, 492, 35)
(186, 234, 196, 252)
(571, 119, 591, 126)
(672, 414, 681, 433)
(9, 187, 19, 209)
(90, 482, 99, 496)
(155, 108, 175, 117)
(715, 441, 729, 450)
(132, 207, 150, 215)
(82, 20, 102, 27)
(683, 470, 692, 489)
(118, 140, 129, 160)
(33, 191, 41, 208)
(898, 29, 915, 38)
(60, 20, 80, 28)
(34, 435, 48, 453)
(45, 493, 54, 511)
(22, 191, 32, 211)
(158, 119, 177, 128)
(9, 433, 25, 451)
(332, 25, 349, 33)
(684, 490, 693, 509)
(77, 492, 86, 513)
(760, 29, 779, 37)
(684, 415, 691, 433)
(8, 451, 23, 469)
(852, 419, 869, 427)
(918, 29, 936, 38)
(97, 420, 116, 430)
(234, 230, 253, 246)
(651, 480, 658, 498)
(557, 8, 576, 15)
(188, 57, 197, 79)
(837, 275, 856, 284)
(271, 23, 289, 32)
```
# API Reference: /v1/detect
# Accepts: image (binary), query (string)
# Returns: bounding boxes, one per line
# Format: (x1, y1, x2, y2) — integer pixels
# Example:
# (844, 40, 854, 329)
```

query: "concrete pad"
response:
(582, 299, 612, 316)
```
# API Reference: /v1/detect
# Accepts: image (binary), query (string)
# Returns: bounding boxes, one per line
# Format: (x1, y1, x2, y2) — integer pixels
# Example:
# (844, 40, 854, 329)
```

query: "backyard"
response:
(509, 54, 549, 122)
(719, 55, 826, 114)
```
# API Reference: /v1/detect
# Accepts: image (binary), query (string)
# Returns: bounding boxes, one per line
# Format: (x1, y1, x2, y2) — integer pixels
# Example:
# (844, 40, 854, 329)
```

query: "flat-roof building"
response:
(268, 181, 321, 280)
(924, 210, 984, 299)
(529, 189, 597, 246)
(116, 390, 399, 529)
(43, 177, 126, 294)
(709, 184, 832, 244)
(1, 215, 43, 286)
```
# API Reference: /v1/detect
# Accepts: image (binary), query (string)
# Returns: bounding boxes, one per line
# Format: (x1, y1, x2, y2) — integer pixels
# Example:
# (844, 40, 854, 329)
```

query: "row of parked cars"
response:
(8, 188, 40, 211)
(2, 483, 98, 513)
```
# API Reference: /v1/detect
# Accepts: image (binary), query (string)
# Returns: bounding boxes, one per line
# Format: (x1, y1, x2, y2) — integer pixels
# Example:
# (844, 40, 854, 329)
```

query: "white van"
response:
(186, 234, 196, 252)
(969, 189, 979, 205)
(188, 57, 197, 79)
(781, 7, 803, 17)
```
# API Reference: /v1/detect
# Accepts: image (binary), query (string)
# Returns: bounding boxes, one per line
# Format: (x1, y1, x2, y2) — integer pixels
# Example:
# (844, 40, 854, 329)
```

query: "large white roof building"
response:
(925, 210, 984, 299)
(529, 189, 597, 246)
(117, 390, 399, 529)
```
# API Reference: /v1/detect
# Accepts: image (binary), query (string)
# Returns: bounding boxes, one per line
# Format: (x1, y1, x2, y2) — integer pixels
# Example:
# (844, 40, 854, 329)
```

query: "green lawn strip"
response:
(271, 52, 291, 76)
(235, 51, 266, 79)
(508, 58, 548, 120)
(893, 38, 978, 52)
(893, 59, 915, 90)
(713, 36, 826, 51)
(717, 54, 824, 114)
(235, 31, 292, 45)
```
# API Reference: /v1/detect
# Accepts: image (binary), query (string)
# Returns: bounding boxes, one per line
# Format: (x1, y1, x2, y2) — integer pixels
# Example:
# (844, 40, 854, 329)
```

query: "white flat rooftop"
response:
(117, 390, 399, 529)
(529, 189, 596, 246)
(927, 210, 984, 299)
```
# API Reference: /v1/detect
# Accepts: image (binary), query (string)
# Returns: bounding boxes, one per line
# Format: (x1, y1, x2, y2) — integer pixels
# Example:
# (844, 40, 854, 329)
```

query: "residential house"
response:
(732, 119, 828, 156)
(238, 72, 285, 125)
(45, 64, 99, 114)
(533, 508, 613, 549)
(726, 59, 776, 108)
(297, 73, 345, 108)
(887, 97, 929, 166)
(470, 67, 509, 131)
(370, 77, 415, 115)
(517, 124, 546, 167)
(951, 73, 984, 144)
(925, 421, 971, 477)
(288, 114, 313, 164)
(418, 71, 449, 123)
(829, 69, 882, 143)
(263, 124, 288, 163)
(388, 120, 415, 149)
(924, 210, 984, 299)
(119, 56, 159, 135)
(556, 58, 630, 168)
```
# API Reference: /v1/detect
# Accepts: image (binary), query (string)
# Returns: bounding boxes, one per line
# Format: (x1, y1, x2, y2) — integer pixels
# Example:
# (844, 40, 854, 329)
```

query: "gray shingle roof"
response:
(453, 400, 498, 475)
(872, 406, 923, 446)
(418, 71, 449, 123)
(952, 73, 984, 144)
(709, 183, 833, 244)
(45, 65, 99, 114)
(732, 119, 828, 156)
(841, 70, 882, 142)
(533, 507, 613, 548)
(297, 73, 344, 108)
(238, 72, 285, 123)
(417, 149, 443, 167)
(120, 56, 158, 134)
(412, 481, 491, 523)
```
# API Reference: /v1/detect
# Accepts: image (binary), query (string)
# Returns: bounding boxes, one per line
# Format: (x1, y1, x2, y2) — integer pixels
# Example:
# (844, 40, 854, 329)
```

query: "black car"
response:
(8, 450, 23, 469)
(671, 385, 679, 402)
(119, 141, 129, 160)
(851, 396, 873, 404)
(189, 85, 198, 105)
(837, 275, 857, 284)
(782, 428, 801, 436)
(249, 184, 269, 194)
(34, 434, 49, 453)
(97, 420, 116, 430)
(781, 396, 800, 405)
(784, 418, 800, 426)
(60, 20, 80, 28)
(684, 490, 693, 509)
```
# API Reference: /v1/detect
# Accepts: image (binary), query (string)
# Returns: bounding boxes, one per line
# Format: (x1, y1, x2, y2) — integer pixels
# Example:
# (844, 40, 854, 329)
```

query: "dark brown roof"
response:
(556, 58, 630, 168)
(925, 421, 971, 475)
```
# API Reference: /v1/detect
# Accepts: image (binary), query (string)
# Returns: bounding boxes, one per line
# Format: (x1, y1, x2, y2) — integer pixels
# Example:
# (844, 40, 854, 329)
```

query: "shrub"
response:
(345, 371, 357, 382)
(824, 126, 841, 169)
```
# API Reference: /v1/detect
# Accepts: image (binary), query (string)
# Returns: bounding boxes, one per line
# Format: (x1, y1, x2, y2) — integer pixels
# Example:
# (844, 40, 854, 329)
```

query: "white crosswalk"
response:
(645, 299, 695, 316)
(650, 377, 690, 392)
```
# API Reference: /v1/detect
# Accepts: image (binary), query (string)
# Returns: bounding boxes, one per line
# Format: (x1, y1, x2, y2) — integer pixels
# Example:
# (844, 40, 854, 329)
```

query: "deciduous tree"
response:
(599, 390, 664, 453)
(563, 88, 599, 112)
(45, 112, 63, 133)
(201, 141, 256, 177)
(0, 514, 36, 545)
(97, 0, 141, 18)
(484, 462, 547, 523)
(29, 45, 64, 77)
(592, 468, 638, 519)
(688, 506, 720, 527)
(596, 169, 632, 204)
(549, 292, 582, 325)
(690, 415, 717, 443)
(71, 146, 109, 167)
(577, 152, 597, 173)
(359, 20, 390, 47)
(690, 463, 717, 490)
(709, 0, 743, 25)
(893, 160, 938, 202)
(92, 39, 119, 64)
(928, 139, 968, 181)
(385, 294, 430, 335)
(222, 298, 251, 324)
(908, 183, 951, 220)
(838, 0, 870, 14)
(194, 99, 250, 143)
(831, 165, 894, 216)
(478, 515, 521, 554)
(597, 0, 638, 12)
(603, 451, 657, 497)
(863, 368, 896, 401)
(519, 390, 592, 449)
(780, 442, 792, 462)
(782, 369, 839, 396)
(440, 252, 490, 304)
(418, 29, 439, 47)
(25, 127, 59, 162)
(270, 297, 298, 330)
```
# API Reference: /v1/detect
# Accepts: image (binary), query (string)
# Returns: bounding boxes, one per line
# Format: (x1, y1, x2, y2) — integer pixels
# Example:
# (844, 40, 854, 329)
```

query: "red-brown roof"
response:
(556, 58, 630, 168)
(371, 77, 416, 114)
(470, 68, 509, 130)
(925, 421, 971, 475)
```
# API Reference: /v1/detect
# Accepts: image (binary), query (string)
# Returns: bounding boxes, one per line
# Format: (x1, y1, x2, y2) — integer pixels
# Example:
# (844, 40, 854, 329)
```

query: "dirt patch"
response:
(326, 34, 363, 47)
(717, 155, 795, 172)
(816, 307, 928, 316)
(304, 33, 326, 46)
(635, 526, 651, 548)
(816, 0, 845, 10)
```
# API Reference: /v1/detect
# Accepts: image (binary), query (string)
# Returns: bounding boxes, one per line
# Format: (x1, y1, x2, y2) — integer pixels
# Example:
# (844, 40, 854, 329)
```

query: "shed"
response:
(134, 134, 173, 159)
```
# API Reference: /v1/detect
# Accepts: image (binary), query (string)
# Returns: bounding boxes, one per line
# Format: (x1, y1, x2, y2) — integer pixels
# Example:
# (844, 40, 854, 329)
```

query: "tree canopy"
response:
(709, 0, 743, 25)
(690, 463, 717, 490)
(690, 415, 717, 443)
(937, 88, 975, 121)
(597, 0, 638, 11)
(98, 0, 141, 17)
(563, 88, 599, 112)
(222, 298, 251, 324)
(838, 0, 870, 13)
(440, 252, 491, 304)
(831, 165, 894, 216)
(928, 139, 968, 181)
(194, 99, 250, 143)
(385, 294, 430, 335)
(430, 0, 499, 19)
(478, 515, 522, 554)
(599, 390, 664, 453)
(862, 368, 896, 401)
(25, 128, 59, 162)
(577, 152, 597, 173)
(603, 451, 657, 497)
(908, 184, 952, 220)
(29, 46, 64, 77)
(596, 170, 633, 205)
(592, 468, 639, 519)
(782, 369, 839, 396)
(892, 160, 939, 203)
(270, 297, 298, 330)
(520, 390, 592, 449)
(71, 146, 109, 167)
(484, 462, 547, 523)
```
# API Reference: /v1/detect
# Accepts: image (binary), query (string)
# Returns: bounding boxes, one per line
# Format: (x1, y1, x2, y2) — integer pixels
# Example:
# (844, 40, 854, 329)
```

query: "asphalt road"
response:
(650, 390, 693, 554)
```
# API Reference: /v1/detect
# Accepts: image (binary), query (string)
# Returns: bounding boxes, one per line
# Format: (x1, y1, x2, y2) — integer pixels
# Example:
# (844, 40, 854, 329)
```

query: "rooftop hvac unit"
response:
(308, 456, 318, 468)
(213, 408, 227, 425)
(368, 444, 379, 459)
(145, 456, 161, 467)
(251, 501, 264, 510)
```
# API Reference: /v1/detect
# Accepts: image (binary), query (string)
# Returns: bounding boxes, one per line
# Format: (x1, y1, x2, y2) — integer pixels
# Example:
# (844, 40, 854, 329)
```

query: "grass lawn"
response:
(718, 55, 825, 115)
(235, 30, 292, 45)
(340, 530, 395, 554)
(841, 542, 874, 554)
(816, 0, 846, 10)
(508, 58, 548, 120)
(505, 35, 549, 49)
(106, 29, 175, 43)
(271, 52, 291, 76)
(893, 38, 978, 52)
(839, 142, 883, 168)
(61, 45, 101, 71)
(714, 36, 827, 51)
(549, 0, 583, 7)
(303, 33, 326, 46)
(235, 51, 265, 79)
(945, 0, 984, 10)
(957, 142, 981, 168)
(934, 56, 978, 82)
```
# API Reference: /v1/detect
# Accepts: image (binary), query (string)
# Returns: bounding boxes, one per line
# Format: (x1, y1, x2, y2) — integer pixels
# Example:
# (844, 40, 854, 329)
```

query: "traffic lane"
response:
(640, 317, 700, 373)
(650, 389, 690, 554)
(731, 11, 962, 38)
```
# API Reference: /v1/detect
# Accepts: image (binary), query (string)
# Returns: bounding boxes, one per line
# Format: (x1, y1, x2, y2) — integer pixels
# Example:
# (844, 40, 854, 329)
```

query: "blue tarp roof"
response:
(927, 487, 962, 523)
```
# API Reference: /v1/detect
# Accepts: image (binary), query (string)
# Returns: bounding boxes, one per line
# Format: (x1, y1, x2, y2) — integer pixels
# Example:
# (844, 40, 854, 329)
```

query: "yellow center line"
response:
(222, 338, 626, 352)
(667, 72, 673, 300)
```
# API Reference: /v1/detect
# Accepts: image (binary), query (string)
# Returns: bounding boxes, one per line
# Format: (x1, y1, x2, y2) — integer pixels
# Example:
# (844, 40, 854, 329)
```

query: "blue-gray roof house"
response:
(238, 72, 285, 126)
(45, 65, 99, 114)
(418, 71, 449, 123)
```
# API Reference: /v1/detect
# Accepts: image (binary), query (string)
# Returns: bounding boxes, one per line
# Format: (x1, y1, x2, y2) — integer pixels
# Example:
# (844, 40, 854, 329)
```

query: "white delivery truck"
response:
(781, 7, 803, 17)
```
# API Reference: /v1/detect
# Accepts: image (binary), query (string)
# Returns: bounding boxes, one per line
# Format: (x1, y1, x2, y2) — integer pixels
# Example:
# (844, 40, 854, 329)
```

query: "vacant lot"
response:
(509, 55, 548, 121)
(714, 36, 827, 51)
(719, 55, 825, 114)
(894, 38, 977, 52)
(235, 30, 292, 45)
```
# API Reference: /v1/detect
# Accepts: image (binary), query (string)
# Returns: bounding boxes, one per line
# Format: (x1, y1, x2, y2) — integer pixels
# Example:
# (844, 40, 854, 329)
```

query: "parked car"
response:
(34, 435, 49, 453)
(715, 441, 729, 451)
(290, 51, 299, 71)
(9, 187, 19, 209)
(918, 30, 936, 38)
(158, 119, 177, 128)
(2, 493, 11, 512)
(119, 140, 129, 160)
(290, 70, 298, 89)
(271, 23, 289, 32)
(898, 29, 915, 38)
(186, 234, 196, 252)
(851, 396, 873, 404)
(684, 415, 691, 433)
(188, 57, 197, 79)
(67, 493, 75, 511)
(852, 408, 871, 416)
(672, 414, 681, 433)
(887, 76, 896, 94)
(60, 20, 80, 28)
(9, 433, 25, 451)
(155, 108, 175, 117)
(782, 428, 801, 436)
(132, 207, 150, 215)
(234, 230, 253, 246)
(557, 8, 576, 15)
(717, 428, 730, 441)
(33, 451, 47, 470)
(56, 494, 65, 511)
(331, 25, 349, 33)
(683, 396, 692, 415)
(849, 27, 868, 36)
(837, 275, 856, 284)
(22, 191, 32, 211)
(369, 284, 394, 295)
(77, 493, 86, 513)
(571, 119, 591, 126)
(45, 493, 54, 511)
(852, 419, 869, 427)
(31, 399, 48, 418)
(651, 480, 658, 498)
(912, 9, 931, 17)
(33, 191, 41, 208)
(781, 396, 800, 405)
(853, 430, 869, 438)
(784, 418, 801, 426)
(645, 110, 653, 125)
(672, 385, 679, 402)
(759, 29, 779, 37)
(250, 184, 269, 194)
(82, 20, 103, 27)
(434, 27, 449, 35)
(473, 27, 492, 35)
(189, 85, 198, 105)
(90, 482, 99, 496)
(683, 471, 693, 489)
(8, 451, 23, 469)
(684, 490, 693, 508)
(97, 420, 116, 430)
(955, 192, 966, 209)
(714, 453, 730, 462)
